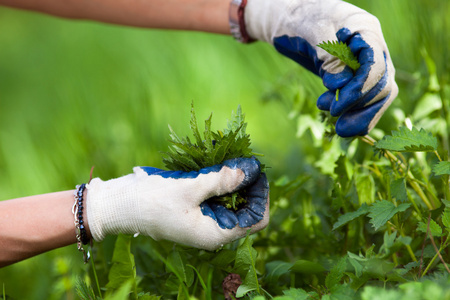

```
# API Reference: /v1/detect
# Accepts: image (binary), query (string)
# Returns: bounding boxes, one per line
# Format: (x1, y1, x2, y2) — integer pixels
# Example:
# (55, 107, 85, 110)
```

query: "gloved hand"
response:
(86, 157, 269, 251)
(245, 0, 398, 137)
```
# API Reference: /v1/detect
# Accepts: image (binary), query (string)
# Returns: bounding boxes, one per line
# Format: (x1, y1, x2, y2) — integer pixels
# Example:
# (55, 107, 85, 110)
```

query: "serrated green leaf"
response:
(235, 235, 260, 298)
(282, 288, 310, 300)
(210, 249, 236, 268)
(75, 279, 97, 300)
(347, 254, 364, 277)
(432, 161, 450, 176)
(166, 249, 194, 287)
(355, 173, 375, 205)
(204, 113, 213, 152)
(332, 203, 370, 230)
(189, 102, 204, 148)
(417, 219, 444, 237)
(442, 208, 450, 231)
(265, 261, 294, 283)
(375, 126, 438, 152)
(368, 200, 411, 230)
(106, 235, 137, 297)
(329, 284, 356, 299)
(390, 178, 407, 202)
(137, 294, 162, 300)
(317, 40, 360, 71)
(104, 280, 134, 300)
(325, 257, 347, 290)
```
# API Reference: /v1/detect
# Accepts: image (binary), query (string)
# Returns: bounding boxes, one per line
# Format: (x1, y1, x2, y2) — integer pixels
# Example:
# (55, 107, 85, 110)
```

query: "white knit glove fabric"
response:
(245, 0, 397, 137)
(86, 160, 269, 251)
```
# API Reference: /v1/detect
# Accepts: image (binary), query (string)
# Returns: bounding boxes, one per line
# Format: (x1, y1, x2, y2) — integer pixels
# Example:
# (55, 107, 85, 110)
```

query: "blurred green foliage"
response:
(0, 0, 449, 299)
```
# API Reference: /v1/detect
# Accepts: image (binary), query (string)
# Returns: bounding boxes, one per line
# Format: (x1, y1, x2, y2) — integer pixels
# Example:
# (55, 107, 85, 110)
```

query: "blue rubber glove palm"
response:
(86, 158, 269, 251)
(245, 0, 398, 137)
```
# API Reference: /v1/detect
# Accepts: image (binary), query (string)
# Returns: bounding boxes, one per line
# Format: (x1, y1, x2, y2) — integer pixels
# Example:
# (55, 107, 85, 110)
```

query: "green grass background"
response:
(0, 0, 448, 298)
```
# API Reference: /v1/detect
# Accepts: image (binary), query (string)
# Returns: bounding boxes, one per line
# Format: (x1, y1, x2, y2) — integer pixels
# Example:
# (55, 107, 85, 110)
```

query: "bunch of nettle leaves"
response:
(163, 103, 264, 210)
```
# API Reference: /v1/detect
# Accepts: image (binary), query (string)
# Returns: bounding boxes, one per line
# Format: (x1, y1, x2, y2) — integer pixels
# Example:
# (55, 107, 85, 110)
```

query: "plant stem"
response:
(90, 251, 103, 298)
(359, 135, 436, 210)
(434, 150, 443, 162)
(391, 221, 419, 263)
(422, 214, 450, 277)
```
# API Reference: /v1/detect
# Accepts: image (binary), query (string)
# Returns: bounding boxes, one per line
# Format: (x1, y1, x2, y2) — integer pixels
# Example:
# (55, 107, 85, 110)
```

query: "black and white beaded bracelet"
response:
(72, 183, 90, 263)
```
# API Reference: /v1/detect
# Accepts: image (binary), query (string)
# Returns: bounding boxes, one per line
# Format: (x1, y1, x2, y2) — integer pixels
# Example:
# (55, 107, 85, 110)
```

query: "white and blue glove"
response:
(245, 0, 398, 137)
(86, 158, 269, 250)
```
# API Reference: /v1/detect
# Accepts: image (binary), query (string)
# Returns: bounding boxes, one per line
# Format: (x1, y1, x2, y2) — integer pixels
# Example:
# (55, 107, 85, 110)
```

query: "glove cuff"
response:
(86, 174, 141, 241)
(245, 0, 292, 43)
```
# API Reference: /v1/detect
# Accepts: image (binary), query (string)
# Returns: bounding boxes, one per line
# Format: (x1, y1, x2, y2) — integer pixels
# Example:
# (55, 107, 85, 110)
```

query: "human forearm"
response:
(0, 0, 230, 34)
(0, 190, 90, 267)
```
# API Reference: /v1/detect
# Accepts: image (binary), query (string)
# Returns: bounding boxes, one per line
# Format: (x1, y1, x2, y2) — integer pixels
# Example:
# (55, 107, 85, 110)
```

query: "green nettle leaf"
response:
(432, 161, 450, 176)
(325, 257, 347, 291)
(374, 126, 438, 152)
(210, 249, 236, 269)
(390, 178, 408, 202)
(104, 280, 134, 300)
(317, 40, 361, 71)
(355, 174, 375, 205)
(235, 235, 260, 298)
(417, 219, 444, 237)
(332, 203, 370, 230)
(166, 249, 194, 287)
(106, 235, 137, 297)
(368, 200, 411, 230)
(282, 288, 310, 300)
(442, 208, 450, 231)
(75, 279, 97, 300)
(347, 253, 364, 277)
(265, 261, 294, 283)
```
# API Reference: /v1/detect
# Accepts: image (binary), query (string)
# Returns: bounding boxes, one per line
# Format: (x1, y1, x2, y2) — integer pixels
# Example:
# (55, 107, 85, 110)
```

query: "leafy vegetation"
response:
(1, 0, 450, 299)
(163, 103, 260, 209)
(317, 40, 361, 71)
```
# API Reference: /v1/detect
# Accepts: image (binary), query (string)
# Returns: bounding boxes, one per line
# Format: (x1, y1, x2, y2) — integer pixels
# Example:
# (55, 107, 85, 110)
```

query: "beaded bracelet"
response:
(72, 183, 91, 263)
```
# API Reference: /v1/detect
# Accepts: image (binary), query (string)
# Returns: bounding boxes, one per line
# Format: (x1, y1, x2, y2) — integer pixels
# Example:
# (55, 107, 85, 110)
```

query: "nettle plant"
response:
(75, 43, 450, 300)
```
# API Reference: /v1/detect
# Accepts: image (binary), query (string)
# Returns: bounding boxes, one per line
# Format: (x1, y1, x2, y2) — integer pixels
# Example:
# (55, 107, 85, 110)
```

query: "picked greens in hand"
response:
(162, 103, 263, 210)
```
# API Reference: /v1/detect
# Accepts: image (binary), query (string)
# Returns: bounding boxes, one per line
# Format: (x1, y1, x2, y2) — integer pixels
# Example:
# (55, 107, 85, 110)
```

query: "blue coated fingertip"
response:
(210, 203, 238, 229)
(336, 28, 353, 43)
(223, 158, 261, 190)
(200, 202, 217, 222)
(335, 95, 389, 137)
(237, 208, 263, 228)
(348, 34, 371, 56)
(322, 67, 353, 90)
(246, 197, 266, 217)
(317, 91, 335, 111)
(273, 35, 323, 76)
(245, 173, 269, 198)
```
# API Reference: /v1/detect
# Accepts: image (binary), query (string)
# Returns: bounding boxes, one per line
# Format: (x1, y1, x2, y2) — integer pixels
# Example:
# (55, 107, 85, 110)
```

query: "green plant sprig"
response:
(317, 40, 361, 103)
(162, 103, 262, 210)
(317, 40, 361, 72)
